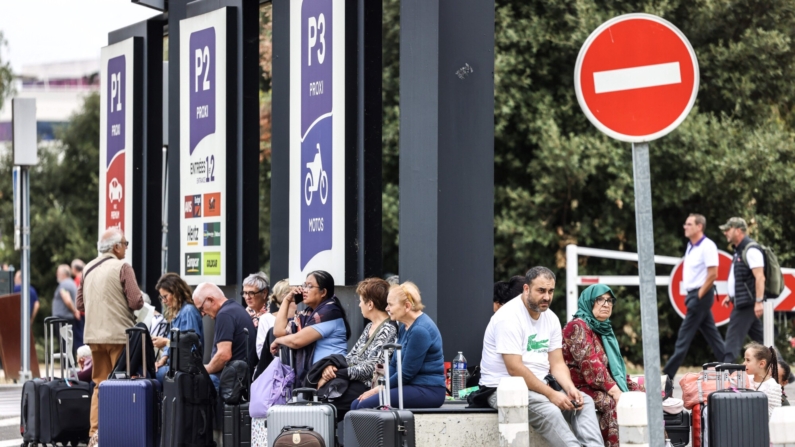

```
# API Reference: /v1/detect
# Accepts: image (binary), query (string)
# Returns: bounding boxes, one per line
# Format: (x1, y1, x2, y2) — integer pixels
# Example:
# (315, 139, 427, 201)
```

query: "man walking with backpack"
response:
(720, 217, 783, 363)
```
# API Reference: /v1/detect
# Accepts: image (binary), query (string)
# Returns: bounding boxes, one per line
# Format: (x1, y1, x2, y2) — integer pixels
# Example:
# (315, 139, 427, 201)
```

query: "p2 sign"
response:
(289, 0, 346, 284)
(180, 8, 229, 285)
(100, 39, 136, 266)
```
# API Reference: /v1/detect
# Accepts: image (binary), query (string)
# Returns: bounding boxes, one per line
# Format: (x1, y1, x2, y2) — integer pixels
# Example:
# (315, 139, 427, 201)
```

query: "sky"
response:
(0, 0, 160, 73)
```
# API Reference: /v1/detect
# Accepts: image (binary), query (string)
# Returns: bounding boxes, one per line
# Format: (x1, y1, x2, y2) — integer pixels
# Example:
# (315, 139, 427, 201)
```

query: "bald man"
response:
(193, 283, 257, 391)
(76, 229, 143, 446)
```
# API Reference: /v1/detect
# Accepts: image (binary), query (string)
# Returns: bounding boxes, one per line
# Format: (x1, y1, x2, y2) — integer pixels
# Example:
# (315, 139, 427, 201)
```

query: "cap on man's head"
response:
(719, 217, 748, 231)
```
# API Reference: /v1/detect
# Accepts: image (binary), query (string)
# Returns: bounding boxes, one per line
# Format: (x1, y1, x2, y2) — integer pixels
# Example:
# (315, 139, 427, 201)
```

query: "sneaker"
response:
(88, 433, 99, 447)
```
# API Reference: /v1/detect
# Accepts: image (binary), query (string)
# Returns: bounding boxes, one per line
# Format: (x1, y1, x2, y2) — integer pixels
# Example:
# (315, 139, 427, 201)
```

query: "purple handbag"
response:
(249, 356, 295, 418)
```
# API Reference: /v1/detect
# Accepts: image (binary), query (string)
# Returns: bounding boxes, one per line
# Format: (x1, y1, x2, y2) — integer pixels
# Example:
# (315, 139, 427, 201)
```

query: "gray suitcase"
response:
(266, 388, 336, 447)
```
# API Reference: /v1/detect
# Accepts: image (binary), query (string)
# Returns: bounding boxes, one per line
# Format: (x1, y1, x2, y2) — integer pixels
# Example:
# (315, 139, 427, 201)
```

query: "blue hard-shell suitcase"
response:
(98, 327, 161, 447)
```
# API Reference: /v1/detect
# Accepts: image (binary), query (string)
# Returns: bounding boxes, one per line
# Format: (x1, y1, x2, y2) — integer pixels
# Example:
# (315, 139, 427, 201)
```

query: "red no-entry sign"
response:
(575, 14, 699, 142)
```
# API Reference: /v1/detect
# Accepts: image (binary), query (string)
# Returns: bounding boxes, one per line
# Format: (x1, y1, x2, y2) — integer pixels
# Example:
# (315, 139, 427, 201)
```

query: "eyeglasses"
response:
(195, 296, 212, 315)
(241, 288, 267, 297)
(117, 240, 129, 247)
(301, 284, 320, 290)
(596, 297, 616, 307)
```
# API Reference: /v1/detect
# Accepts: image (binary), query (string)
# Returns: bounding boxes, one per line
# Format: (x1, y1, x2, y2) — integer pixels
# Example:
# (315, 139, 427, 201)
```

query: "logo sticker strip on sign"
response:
(99, 39, 136, 266)
(180, 8, 228, 285)
(574, 13, 699, 142)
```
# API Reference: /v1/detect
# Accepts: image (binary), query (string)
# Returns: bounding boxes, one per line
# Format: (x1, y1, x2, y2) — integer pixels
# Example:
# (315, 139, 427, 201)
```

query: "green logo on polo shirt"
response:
(527, 334, 549, 352)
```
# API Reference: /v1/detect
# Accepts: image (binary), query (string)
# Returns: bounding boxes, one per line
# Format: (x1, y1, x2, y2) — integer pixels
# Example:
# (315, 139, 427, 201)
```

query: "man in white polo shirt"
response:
(663, 214, 725, 379)
(480, 266, 602, 447)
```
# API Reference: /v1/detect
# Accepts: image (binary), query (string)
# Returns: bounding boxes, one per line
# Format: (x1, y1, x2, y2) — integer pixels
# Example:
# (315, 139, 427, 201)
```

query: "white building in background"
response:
(0, 59, 99, 143)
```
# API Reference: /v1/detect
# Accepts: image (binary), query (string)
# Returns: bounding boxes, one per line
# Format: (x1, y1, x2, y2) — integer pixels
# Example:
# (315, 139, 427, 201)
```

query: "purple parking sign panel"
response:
(301, 0, 332, 136)
(189, 27, 216, 154)
(300, 0, 334, 269)
(106, 55, 125, 167)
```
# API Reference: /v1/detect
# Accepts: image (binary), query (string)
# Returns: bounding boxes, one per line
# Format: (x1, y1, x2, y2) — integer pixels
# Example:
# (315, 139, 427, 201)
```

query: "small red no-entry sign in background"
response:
(574, 14, 699, 142)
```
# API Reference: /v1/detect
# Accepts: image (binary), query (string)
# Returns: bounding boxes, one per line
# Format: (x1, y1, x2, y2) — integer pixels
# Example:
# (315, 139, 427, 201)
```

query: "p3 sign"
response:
(99, 39, 136, 266)
(300, 0, 333, 270)
(289, 0, 346, 284)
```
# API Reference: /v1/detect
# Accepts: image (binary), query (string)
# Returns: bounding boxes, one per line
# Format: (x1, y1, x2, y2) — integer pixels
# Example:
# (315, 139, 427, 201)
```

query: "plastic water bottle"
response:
(664, 439, 673, 447)
(451, 352, 467, 400)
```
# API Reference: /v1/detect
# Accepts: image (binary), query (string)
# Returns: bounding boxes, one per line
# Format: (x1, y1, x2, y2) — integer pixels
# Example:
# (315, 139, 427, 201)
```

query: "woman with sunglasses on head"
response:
(270, 270, 351, 384)
(242, 272, 270, 327)
(562, 284, 644, 447)
(152, 272, 205, 383)
(350, 281, 446, 410)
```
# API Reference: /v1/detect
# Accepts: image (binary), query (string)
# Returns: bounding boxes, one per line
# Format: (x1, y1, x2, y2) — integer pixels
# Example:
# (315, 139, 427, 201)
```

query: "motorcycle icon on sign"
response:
(304, 144, 329, 206)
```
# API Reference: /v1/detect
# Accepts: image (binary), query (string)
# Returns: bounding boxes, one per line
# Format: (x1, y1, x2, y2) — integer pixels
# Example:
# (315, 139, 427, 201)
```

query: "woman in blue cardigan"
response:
(152, 273, 205, 383)
(351, 281, 446, 409)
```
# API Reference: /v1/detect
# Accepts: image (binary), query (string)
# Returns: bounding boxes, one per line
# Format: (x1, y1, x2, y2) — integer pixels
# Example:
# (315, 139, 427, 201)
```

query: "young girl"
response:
(743, 342, 782, 418)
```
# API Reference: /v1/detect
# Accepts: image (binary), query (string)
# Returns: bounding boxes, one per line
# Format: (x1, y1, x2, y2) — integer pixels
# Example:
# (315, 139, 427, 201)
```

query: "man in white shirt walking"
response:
(720, 217, 765, 363)
(480, 266, 603, 447)
(663, 214, 725, 379)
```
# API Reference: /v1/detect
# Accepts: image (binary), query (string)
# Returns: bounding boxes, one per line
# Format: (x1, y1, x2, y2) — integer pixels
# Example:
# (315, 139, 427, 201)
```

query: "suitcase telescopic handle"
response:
(382, 343, 404, 409)
(292, 387, 319, 402)
(125, 327, 148, 378)
(715, 364, 746, 372)
(169, 328, 180, 378)
(282, 426, 314, 432)
(702, 362, 721, 370)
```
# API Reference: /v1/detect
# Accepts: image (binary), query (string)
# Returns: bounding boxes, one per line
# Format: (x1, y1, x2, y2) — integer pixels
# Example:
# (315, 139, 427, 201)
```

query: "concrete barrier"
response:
(617, 391, 648, 447)
(770, 406, 795, 447)
(497, 377, 530, 446)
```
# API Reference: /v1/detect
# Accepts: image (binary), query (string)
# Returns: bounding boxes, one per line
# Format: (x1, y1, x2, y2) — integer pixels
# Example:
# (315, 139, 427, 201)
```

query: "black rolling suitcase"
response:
(707, 363, 769, 447)
(221, 327, 252, 447)
(343, 343, 415, 447)
(161, 328, 217, 447)
(663, 410, 690, 447)
(22, 316, 91, 447)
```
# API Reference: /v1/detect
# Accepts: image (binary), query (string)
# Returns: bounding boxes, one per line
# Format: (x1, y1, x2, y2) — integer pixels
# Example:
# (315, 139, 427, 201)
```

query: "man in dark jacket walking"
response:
(720, 217, 766, 363)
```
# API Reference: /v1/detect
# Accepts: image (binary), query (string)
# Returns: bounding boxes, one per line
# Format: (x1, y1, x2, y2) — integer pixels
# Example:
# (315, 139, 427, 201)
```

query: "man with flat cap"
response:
(720, 217, 765, 363)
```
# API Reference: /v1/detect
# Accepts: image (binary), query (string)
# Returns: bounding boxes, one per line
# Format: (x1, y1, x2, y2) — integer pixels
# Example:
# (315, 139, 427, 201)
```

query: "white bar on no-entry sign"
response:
(594, 62, 681, 94)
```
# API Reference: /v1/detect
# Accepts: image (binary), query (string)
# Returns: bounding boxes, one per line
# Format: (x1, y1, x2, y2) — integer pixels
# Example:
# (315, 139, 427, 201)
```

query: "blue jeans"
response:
(350, 384, 446, 410)
(156, 365, 168, 384)
(210, 373, 220, 391)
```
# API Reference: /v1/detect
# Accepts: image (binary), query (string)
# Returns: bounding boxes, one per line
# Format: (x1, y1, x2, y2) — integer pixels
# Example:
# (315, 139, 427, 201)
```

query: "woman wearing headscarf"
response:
(562, 284, 643, 447)
(270, 270, 351, 384)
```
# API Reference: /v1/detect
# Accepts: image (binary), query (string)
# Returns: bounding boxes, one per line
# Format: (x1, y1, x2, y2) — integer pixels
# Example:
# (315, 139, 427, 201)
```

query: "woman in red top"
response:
(562, 284, 643, 447)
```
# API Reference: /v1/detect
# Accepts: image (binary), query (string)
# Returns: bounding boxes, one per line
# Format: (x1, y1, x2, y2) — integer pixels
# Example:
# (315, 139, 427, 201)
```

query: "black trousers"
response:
(663, 288, 725, 379)
(722, 303, 764, 363)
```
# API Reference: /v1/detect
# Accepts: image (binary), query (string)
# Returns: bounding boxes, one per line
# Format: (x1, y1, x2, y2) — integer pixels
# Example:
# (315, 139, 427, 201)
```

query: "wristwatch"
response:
(755, 297, 765, 303)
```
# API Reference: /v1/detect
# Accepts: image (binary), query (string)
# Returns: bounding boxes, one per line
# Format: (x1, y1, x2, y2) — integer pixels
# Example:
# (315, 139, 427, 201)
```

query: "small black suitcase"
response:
(707, 363, 769, 447)
(22, 317, 91, 447)
(161, 328, 217, 447)
(343, 343, 416, 447)
(223, 402, 252, 447)
(663, 410, 690, 447)
(222, 327, 252, 447)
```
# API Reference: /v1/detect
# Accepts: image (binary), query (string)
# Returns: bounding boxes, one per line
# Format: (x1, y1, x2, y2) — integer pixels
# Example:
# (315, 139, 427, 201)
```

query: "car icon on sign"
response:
(109, 178, 123, 202)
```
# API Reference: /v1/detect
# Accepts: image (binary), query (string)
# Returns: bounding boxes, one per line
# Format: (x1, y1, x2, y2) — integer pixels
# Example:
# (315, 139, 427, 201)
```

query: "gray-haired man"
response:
(76, 228, 143, 446)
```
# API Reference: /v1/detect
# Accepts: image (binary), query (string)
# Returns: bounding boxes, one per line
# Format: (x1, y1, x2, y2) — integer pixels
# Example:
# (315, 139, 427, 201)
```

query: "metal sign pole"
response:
(632, 142, 664, 446)
(19, 165, 32, 382)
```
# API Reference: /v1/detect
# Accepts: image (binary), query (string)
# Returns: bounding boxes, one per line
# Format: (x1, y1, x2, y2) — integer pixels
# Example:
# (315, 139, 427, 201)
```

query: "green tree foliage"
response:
(0, 31, 14, 111)
(0, 93, 100, 335)
(380, 0, 795, 366)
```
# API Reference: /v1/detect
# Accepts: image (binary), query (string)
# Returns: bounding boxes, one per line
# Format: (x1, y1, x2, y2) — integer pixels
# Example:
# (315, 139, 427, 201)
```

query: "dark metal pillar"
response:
(399, 0, 495, 365)
(269, 0, 290, 283)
